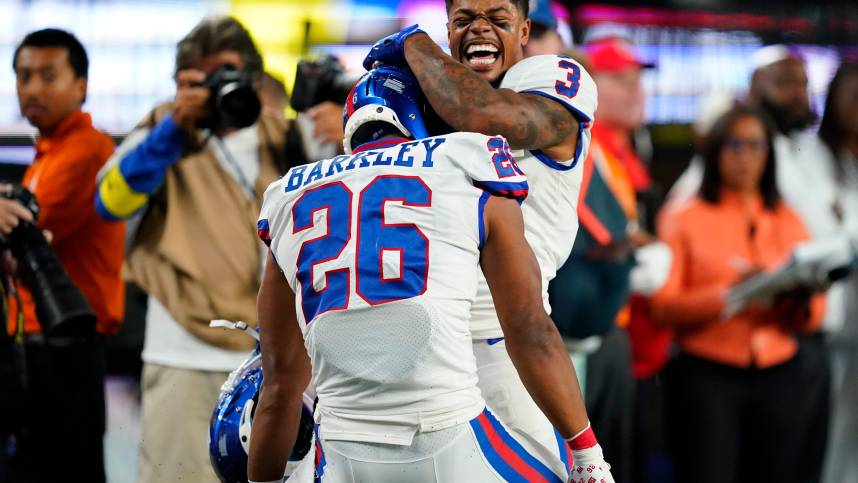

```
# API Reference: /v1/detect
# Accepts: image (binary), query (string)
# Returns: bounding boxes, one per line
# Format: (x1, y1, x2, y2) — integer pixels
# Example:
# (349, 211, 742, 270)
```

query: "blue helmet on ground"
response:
(209, 352, 263, 483)
(342, 64, 449, 154)
(208, 323, 314, 482)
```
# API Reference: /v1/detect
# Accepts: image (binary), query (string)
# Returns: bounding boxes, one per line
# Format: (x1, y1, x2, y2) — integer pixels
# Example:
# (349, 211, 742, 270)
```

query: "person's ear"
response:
(749, 69, 766, 103)
(75, 76, 88, 105)
(520, 18, 531, 47)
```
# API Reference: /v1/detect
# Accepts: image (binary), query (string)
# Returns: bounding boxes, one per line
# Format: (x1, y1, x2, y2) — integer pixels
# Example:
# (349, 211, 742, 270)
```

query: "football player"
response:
(246, 66, 611, 482)
(362, 0, 598, 463)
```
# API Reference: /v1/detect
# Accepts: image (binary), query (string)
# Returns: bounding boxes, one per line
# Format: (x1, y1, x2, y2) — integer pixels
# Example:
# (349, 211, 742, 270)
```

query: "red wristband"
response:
(568, 423, 597, 450)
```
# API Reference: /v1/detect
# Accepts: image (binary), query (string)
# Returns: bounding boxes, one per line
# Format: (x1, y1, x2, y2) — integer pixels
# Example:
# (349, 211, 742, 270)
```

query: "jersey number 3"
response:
(554, 59, 581, 99)
(292, 176, 431, 322)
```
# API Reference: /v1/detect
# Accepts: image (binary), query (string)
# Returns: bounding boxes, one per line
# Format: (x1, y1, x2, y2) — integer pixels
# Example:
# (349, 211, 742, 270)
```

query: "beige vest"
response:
(125, 105, 284, 350)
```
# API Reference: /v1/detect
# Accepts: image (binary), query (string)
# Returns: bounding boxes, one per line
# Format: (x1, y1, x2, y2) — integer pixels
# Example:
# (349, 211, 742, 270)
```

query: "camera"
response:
(291, 56, 355, 113)
(196, 63, 261, 132)
(0, 187, 95, 337)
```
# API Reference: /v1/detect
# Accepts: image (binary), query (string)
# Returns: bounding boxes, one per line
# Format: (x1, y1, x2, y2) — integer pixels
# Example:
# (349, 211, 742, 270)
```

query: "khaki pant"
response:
(137, 363, 229, 483)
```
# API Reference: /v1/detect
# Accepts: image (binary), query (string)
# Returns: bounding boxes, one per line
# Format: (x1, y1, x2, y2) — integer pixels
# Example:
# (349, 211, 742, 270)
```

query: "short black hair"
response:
(445, 0, 530, 17)
(699, 104, 780, 210)
(13, 28, 89, 79)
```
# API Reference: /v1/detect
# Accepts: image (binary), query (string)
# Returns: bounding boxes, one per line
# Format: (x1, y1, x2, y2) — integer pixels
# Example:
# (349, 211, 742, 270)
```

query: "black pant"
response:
(794, 334, 831, 483)
(5, 335, 106, 483)
(585, 328, 634, 483)
(665, 353, 805, 483)
(633, 374, 671, 483)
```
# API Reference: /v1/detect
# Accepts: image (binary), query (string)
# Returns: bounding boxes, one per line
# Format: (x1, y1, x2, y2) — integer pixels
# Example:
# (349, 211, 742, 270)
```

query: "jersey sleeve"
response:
(257, 176, 288, 249)
(500, 54, 597, 168)
(447, 133, 529, 202)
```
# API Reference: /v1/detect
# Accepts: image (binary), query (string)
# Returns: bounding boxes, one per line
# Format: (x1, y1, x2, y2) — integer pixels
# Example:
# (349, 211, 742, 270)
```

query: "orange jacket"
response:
(7, 111, 125, 335)
(651, 191, 824, 368)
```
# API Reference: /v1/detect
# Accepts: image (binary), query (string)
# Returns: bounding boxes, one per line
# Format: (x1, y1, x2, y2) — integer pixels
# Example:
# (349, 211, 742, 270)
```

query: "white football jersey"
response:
(470, 54, 598, 339)
(258, 132, 529, 445)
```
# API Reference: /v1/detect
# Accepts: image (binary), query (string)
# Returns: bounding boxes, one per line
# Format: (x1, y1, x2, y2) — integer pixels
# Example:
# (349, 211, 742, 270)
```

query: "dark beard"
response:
(759, 95, 818, 134)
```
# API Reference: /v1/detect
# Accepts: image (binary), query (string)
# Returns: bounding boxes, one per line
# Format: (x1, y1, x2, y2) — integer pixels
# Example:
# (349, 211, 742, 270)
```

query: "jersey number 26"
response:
(292, 175, 431, 322)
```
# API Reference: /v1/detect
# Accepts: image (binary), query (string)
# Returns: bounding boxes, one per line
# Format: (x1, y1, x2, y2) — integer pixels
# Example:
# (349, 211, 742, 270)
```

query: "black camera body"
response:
(291, 56, 354, 112)
(0, 187, 95, 337)
(196, 63, 261, 132)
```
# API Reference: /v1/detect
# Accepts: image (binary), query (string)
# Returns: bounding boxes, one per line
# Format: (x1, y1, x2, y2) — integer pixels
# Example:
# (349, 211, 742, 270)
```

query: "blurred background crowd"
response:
(0, 0, 856, 482)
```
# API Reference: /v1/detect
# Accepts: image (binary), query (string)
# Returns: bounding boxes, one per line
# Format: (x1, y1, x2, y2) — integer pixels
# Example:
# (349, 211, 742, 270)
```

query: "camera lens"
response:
(218, 82, 261, 130)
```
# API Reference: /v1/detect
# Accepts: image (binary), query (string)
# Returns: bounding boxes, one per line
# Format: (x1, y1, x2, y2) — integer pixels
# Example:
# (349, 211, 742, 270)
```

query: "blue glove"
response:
(362, 24, 426, 71)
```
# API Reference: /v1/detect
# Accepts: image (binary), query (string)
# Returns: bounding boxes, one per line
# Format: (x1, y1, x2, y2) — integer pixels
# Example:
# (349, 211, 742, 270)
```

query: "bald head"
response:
(750, 57, 816, 134)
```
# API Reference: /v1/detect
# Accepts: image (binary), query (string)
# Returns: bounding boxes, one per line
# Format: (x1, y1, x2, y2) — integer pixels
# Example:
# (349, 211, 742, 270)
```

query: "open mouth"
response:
(463, 42, 501, 67)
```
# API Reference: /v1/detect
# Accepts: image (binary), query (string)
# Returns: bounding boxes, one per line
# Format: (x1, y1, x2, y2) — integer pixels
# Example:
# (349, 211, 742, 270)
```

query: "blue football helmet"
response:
(342, 65, 449, 154)
(208, 323, 314, 483)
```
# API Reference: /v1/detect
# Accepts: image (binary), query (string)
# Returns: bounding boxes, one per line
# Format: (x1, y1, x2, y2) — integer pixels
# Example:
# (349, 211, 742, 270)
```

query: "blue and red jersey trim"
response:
(477, 190, 491, 249)
(554, 428, 573, 473)
(473, 180, 529, 203)
(522, 89, 591, 171)
(469, 409, 564, 483)
(257, 219, 271, 246)
(313, 424, 326, 483)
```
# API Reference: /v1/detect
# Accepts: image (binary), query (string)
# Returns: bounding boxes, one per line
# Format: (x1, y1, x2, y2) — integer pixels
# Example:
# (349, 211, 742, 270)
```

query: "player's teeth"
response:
(469, 57, 496, 65)
(467, 44, 498, 54)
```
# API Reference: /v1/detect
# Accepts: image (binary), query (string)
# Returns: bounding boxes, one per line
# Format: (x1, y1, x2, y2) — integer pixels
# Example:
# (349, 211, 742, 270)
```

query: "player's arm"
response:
(403, 35, 578, 155)
(479, 196, 589, 438)
(480, 197, 614, 482)
(247, 252, 312, 482)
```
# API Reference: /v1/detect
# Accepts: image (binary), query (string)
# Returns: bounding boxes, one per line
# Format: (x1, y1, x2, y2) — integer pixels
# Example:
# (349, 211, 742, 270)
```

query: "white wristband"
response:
(565, 421, 592, 442)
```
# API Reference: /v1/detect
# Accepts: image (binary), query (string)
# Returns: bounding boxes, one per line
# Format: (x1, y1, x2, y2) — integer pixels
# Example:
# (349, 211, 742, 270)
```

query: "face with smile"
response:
(447, 0, 530, 84)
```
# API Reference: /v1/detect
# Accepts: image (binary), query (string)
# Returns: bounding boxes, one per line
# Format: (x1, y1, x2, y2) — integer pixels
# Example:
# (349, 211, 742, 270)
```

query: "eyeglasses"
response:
(723, 137, 768, 154)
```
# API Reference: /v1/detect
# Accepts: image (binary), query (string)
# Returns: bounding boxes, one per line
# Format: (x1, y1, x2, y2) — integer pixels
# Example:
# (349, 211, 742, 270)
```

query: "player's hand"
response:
(173, 69, 210, 131)
(307, 101, 346, 147)
(566, 423, 614, 483)
(568, 444, 615, 483)
(362, 24, 426, 71)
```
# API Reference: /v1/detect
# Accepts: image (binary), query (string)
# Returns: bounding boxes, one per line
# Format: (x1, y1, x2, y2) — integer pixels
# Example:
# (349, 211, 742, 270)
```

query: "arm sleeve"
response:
(34, 146, 108, 244)
(499, 54, 597, 168)
(257, 177, 289, 249)
(650, 211, 728, 329)
(780, 207, 826, 333)
(450, 133, 529, 202)
(95, 115, 185, 220)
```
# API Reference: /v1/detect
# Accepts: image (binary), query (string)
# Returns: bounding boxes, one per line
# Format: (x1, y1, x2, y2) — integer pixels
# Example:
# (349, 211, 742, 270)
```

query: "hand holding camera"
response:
(173, 69, 211, 131)
(0, 186, 94, 337)
(175, 64, 261, 134)
(306, 101, 345, 146)
(0, 192, 34, 236)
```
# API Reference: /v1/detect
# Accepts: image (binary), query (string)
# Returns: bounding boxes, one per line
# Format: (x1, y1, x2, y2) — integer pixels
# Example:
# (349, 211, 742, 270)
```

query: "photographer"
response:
(94, 16, 286, 482)
(2, 29, 124, 483)
(287, 56, 354, 166)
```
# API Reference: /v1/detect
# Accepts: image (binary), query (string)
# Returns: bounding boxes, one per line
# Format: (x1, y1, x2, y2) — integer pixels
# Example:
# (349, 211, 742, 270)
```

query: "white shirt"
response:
(775, 132, 858, 333)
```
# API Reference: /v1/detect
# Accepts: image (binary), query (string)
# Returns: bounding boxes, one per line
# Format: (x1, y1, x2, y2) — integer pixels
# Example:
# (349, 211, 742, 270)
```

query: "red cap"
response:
(586, 38, 655, 73)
